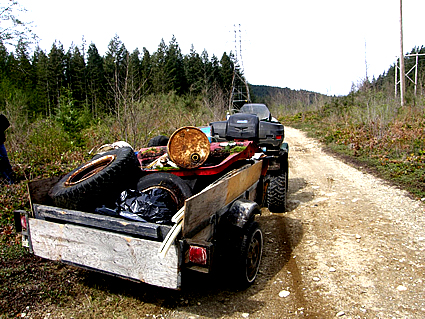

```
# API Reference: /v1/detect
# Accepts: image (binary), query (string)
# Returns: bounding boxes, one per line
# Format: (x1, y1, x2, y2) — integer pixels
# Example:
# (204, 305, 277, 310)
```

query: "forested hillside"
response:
(0, 35, 244, 118)
(251, 85, 329, 107)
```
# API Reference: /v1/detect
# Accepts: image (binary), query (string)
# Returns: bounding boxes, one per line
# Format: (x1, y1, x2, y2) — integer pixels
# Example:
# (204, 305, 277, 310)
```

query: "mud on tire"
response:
(49, 147, 140, 212)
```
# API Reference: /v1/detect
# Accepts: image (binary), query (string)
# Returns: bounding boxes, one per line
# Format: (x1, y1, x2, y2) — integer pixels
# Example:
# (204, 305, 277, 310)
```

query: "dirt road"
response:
(168, 126, 425, 318)
(19, 127, 425, 318)
(257, 127, 425, 318)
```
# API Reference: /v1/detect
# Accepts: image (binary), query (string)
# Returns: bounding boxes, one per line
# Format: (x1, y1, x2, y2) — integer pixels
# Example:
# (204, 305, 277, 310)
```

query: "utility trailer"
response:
(15, 105, 289, 290)
(15, 140, 270, 289)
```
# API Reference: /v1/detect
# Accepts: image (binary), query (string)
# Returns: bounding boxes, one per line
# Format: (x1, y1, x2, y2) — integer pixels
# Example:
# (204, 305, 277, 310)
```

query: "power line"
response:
(229, 24, 251, 109)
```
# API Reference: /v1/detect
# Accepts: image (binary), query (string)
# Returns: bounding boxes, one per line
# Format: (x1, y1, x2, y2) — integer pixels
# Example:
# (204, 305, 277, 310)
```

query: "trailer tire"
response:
(136, 173, 192, 209)
(49, 147, 140, 212)
(266, 172, 287, 213)
(235, 221, 263, 288)
(147, 135, 169, 147)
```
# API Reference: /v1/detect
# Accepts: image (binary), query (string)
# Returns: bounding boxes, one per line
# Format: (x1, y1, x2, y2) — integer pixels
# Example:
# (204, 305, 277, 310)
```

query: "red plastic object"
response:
(137, 141, 261, 177)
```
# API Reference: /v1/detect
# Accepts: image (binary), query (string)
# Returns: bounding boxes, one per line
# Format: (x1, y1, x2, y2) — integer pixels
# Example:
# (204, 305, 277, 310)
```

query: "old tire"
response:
(147, 135, 169, 147)
(235, 221, 263, 288)
(136, 173, 192, 209)
(267, 172, 287, 213)
(49, 147, 140, 212)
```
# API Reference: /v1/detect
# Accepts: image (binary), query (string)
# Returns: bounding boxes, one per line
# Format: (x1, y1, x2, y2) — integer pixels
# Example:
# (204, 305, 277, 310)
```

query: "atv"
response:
(209, 103, 289, 212)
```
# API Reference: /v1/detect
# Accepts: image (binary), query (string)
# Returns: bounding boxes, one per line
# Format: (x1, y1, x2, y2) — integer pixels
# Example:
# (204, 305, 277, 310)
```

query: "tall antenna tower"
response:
(229, 24, 251, 110)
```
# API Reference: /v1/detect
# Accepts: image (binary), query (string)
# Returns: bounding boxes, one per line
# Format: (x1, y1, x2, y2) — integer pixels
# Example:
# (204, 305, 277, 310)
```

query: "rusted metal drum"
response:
(167, 126, 210, 169)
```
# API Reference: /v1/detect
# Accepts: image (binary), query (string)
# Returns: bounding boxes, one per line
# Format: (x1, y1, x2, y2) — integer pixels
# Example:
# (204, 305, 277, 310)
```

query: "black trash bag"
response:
(115, 188, 178, 225)
(95, 205, 147, 222)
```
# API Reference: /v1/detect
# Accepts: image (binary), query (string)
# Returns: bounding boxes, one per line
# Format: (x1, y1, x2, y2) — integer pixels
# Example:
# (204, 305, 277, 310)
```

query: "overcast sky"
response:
(15, 0, 425, 96)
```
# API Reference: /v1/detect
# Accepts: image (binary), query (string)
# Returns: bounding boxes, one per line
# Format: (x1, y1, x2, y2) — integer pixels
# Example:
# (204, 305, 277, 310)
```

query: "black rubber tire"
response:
(49, 147, 140, 212)
(267, 172, 287, 213)
(147, 135, 169, 147)
(136, 173, 192, 209)
(235, 221, 263, 288)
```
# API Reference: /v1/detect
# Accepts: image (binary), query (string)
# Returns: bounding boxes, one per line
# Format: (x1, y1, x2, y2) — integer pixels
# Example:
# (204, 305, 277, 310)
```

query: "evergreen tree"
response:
(151, 39, 168, 94)
(32, 47, 50, 115)
(165, 36, 186, 94)
(140, 47, 152, 95)
(184, 45, 203, 94)
(47, 41, 66, 112)
(0, 40, 8, 78)
(5, 51, 18, 85)
(219, 52, 234, 93)
(15, 38, 35, 104)
(86, 43, 105, 116)
(200, 49, 213, 93)
(127, 48, 142, 101)
(104, 35, 127, 112)
(210, 54, 221, 87)
(67, 45, 86, 108)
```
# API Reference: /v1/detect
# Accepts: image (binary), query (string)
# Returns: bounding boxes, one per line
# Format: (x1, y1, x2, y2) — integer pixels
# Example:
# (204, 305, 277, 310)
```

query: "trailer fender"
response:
(227, 199, 261, 229)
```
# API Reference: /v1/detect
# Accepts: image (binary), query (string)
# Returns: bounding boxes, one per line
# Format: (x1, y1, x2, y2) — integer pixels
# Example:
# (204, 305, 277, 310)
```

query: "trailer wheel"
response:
(147, 135, 169, 147)
(49, 147, 140, 212)
(235, 221, 263, 288)
(266, 172, 287, 213)
(136, 173, 192, 209)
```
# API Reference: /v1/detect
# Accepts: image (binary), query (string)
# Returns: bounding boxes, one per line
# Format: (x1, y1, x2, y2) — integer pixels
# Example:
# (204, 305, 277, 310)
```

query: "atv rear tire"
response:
(267, 172, 287, 213)
(49, 147, 140, 212)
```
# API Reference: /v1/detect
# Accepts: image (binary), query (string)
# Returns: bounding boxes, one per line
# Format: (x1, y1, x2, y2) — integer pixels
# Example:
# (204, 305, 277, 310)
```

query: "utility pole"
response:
(399, 0, 405, 106)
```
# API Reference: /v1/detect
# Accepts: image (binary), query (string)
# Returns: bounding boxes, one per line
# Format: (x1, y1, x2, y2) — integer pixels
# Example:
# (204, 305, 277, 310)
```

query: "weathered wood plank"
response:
(33, 204, 168, 240)
(28, 177, 61, 208)
(183, 161, 262, 237)
(29, 218, 181, 289)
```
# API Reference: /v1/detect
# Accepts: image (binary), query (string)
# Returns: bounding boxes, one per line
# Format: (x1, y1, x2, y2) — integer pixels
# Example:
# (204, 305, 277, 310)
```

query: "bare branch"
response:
(0, 0, 37, 45)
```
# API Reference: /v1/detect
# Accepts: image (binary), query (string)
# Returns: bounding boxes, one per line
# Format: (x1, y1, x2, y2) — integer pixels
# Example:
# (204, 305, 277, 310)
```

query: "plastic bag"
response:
(109, 188, 177, 225)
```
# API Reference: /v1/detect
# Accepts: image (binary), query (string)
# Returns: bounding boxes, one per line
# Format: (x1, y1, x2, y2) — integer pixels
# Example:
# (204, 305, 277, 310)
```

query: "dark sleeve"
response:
(0, 114, 10, 131)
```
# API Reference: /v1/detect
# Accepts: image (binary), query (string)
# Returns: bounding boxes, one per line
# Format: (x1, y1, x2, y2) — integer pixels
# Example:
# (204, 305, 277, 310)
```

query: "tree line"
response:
(367, 45, 425, 100)
(0, 35, 243, 119)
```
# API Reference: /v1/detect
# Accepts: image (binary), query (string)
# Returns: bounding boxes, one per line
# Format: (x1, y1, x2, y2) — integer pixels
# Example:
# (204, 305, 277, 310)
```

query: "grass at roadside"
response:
(279, 104, 425, 200)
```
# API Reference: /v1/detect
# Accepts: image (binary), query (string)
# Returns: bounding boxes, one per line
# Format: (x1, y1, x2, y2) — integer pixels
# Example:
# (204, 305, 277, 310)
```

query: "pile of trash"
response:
(96, 188, 177, 225)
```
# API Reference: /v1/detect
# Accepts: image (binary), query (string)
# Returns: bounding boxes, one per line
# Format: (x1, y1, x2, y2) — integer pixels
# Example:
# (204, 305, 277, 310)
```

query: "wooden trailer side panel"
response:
(29, 218, 181, 289)
(183, 160, 263, 237)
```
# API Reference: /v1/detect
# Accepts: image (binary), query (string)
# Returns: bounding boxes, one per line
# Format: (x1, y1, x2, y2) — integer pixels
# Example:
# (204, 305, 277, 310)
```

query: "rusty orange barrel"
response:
(167, 126, 210, 169)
